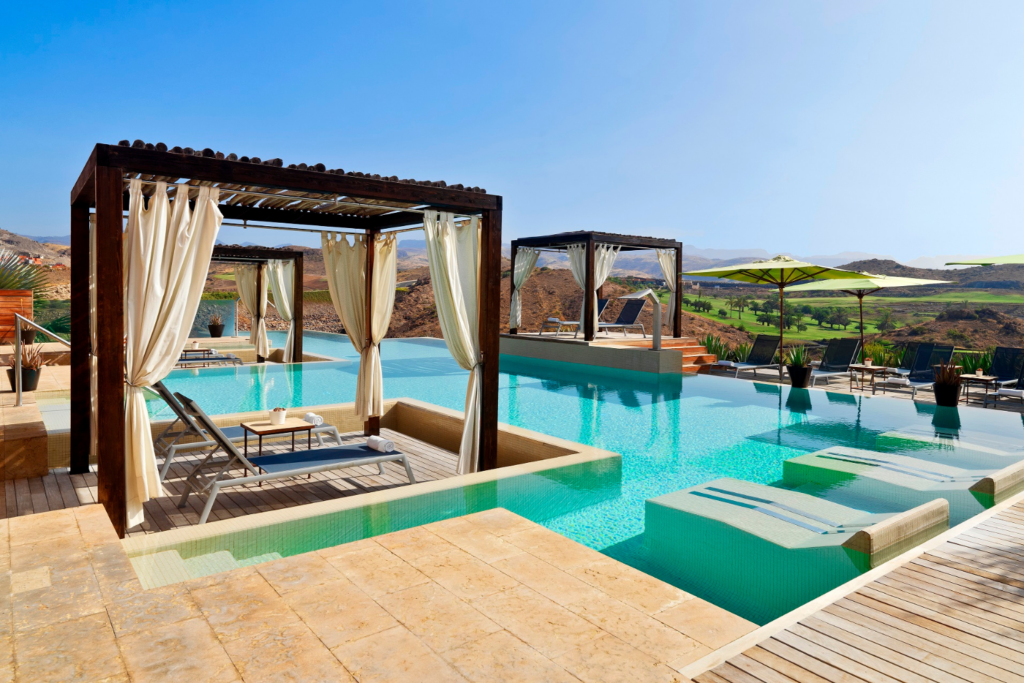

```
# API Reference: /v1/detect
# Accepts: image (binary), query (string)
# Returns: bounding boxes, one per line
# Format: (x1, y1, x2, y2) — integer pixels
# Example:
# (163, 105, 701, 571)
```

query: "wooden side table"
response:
(961, 374, 998, 405)
(241, 417, 315, 458)
(848, 364, 892, 392)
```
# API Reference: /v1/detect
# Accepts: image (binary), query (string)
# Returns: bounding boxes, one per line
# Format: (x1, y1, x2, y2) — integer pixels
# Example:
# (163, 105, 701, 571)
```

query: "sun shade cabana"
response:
(509, 231, 683, 341)
(787, 275, 949, 360)
(684, 256, 865, 381)
(70, 140, 502, 536)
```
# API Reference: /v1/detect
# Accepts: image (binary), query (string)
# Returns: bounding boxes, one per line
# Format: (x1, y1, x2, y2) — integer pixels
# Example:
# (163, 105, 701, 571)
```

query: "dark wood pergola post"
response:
(508, 241, 518, 335)
(674, 242, 683, 339)
(583, 235, 596, 341)
(292, 252, 303, 362)
(69, 204, 91, 475)
(364, 229, 380, 436)
(479, 205, 502, 470)
(94, 165, 127, 536)
(254, 264, 265, 363)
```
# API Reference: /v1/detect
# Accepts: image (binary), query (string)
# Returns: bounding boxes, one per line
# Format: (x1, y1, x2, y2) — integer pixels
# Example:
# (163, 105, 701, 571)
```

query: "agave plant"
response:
(698, 334, 729, 360)
(6, 344, 52, 371)
(731, 342, 752, 362)
(786, 345, 808, 368)
(0, 250, 52, 297)
(954, 351, 991, 375)
(934, 359, 962, 386)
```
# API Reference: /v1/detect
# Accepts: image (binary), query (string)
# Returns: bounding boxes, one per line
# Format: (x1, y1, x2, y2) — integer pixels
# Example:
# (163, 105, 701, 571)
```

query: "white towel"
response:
(887, 377, 911, 386)
(303, 412, 324, 426)
(367, 435, 395, 453)
(547, 317, 559, 322)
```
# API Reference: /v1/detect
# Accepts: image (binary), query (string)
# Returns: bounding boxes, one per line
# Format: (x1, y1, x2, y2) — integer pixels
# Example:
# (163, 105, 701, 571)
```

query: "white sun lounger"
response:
(174, 392, 416, 523)
(151, 381, 343, 483)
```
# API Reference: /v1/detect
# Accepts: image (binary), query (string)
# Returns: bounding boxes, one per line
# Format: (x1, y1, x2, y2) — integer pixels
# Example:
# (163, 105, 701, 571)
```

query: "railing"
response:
(13, 313, 70, 407)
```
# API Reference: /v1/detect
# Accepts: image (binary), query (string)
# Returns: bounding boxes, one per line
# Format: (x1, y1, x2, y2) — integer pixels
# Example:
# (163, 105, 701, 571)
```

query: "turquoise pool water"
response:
(149, 335, 1024, 623)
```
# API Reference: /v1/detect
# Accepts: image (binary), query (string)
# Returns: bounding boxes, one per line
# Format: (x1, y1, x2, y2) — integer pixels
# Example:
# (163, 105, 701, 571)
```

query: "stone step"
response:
(182, 550, 243, 578)
(129, 550, 192, 590)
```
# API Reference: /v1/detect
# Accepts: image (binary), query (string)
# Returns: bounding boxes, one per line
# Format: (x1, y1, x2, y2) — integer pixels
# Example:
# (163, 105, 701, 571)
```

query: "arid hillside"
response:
(873, 308, 1024, 350)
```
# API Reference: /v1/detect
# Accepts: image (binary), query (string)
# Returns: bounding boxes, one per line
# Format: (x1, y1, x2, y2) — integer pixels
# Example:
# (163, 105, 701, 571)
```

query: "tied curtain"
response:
(236, 264, 269, 357)
(656, 248, 677, 332)
(566, 243, 620, 332)
(321, 232, 397, 421)
(423, 211, 482, 474)
(123, 180, 221, 528)
(509, 247, 539, 329)
(266, 259, 296, 361)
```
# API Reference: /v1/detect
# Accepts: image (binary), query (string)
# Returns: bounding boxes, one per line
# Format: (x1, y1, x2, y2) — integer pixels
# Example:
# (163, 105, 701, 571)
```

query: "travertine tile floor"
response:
(1, 505, 757, 682)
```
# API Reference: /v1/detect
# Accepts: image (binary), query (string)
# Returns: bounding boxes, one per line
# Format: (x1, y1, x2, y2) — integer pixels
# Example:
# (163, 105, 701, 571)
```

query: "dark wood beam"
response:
(513, 232, 677, 251)
(97, 144, 499, 212)
(70, 147, 97, 208)
(212, 245, 305, 261)
(674, 243, 683, 338)
(94, 165, 127, 537)
(584, 236, 596, 342)
(293, 252, 303, 362)
(363, 229, 380, 436)
(69, 205, 91, 474)
(217, 204, 382, 230)
(478, 206, 502, 471)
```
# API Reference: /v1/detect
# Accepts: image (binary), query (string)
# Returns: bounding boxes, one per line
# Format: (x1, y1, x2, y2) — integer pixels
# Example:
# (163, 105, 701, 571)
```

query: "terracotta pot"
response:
(787, 365, 812, 388)
(7, 367, 41, 392)
(933, 383, 961, 407)
(208, 324, 225, 338)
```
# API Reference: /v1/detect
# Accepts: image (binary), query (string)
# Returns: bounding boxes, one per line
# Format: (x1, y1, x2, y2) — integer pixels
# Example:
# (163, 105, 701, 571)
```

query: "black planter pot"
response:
(787, 365, 812, 388)
(7, 367, 41, 392)
(20, 328, 36, 346)
(208, 324, 225, 338)
(933, 382, 961, 407)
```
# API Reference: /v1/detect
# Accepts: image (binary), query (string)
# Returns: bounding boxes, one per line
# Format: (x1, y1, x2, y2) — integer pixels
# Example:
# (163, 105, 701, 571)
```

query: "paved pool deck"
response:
(1, 506, 756, 682)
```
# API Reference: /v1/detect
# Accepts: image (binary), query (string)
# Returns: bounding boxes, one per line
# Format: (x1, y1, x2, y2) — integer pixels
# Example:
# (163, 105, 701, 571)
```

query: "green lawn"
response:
(212, 273, 236, 281)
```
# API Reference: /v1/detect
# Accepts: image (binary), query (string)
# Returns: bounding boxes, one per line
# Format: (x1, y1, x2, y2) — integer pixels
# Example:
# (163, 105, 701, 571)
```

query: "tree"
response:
(828, 308, 851, 330)
(810, 306, 831, 327)
(875, 308, 897, 332)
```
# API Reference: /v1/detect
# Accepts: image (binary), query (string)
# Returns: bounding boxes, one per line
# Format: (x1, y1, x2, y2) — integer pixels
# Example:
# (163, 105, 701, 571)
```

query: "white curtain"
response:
(123, 180, 221, 528)
(656, 248, 677, 332)
(509, 247, 539, 329)
(236, 264, 269, 357)
(566, 243, 620, 332)
(267, 259, 296, 361)
(423, 211, 481, 474)
(321, 233, 397, 421)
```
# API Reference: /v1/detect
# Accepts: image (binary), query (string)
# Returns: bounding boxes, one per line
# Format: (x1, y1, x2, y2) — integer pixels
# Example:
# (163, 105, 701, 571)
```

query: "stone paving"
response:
(1, 505, 756, 682)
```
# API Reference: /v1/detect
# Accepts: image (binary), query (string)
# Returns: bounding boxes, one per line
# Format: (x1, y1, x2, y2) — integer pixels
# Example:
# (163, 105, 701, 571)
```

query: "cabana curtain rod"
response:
(123, 176, 479, 218)
(220, 221, 425, 236)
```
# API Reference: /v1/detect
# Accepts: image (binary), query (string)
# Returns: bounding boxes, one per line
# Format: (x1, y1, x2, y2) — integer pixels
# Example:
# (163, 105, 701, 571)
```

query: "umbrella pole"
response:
(858, 293, 865, 362)
(778, 284, 785, 383)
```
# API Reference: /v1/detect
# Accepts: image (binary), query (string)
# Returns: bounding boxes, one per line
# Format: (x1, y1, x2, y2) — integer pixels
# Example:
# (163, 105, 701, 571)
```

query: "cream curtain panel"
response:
(656, 248, 677, 332)
(123, 179, 221, 528)
(423, 211, 481, 474)
(266, 259, 296, 361)
(509, 247, 539, 329)
(566, 243, 620, 331)
(321, 232, 398, 421)
(236, 264, 269, 357)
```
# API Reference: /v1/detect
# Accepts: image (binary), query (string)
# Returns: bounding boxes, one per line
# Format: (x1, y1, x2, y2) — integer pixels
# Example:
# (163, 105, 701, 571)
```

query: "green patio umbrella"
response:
(787, 275, 949, 360)
(945, 255, 1024, 265)
(683, 256, 866, 381)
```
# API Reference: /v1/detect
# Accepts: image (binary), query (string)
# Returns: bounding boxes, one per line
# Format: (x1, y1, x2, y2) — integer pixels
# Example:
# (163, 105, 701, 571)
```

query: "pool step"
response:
(237, 552, 285, 567)
(130, 550, 193, 590)
(183, 550, 243, 576)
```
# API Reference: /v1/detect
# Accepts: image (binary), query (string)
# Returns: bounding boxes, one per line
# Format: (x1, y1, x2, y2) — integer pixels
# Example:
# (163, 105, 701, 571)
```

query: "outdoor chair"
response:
(599, 299, 648, 337)
(989, 346, 1024, 388)
(874, 343, 954, 399)
(888, 342, 920, 377)
(540, 298, 608, 337)
(810, 338, 861, 387)
(984, 353, 1024, 407)
(717, 335, 780, 378)
(174, 392, 416, 524)
(151, 381, 343, 483)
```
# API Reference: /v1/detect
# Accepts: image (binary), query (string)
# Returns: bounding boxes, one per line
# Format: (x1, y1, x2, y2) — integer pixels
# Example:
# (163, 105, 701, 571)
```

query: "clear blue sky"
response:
(2, 1, 1022, 260)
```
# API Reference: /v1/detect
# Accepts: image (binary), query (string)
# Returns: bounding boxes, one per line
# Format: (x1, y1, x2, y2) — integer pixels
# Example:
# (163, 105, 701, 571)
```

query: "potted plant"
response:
(6, 344, 49, 392)
(208, 313, 225, 338)
(785, 345, 812, 388)
(933, 360, 962, 407)
(268, 406, 287, 425)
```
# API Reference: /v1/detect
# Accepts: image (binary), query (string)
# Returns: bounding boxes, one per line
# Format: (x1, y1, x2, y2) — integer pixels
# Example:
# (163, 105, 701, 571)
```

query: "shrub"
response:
(946, 328, 971, 344)
(731, 342, 752, 362)
(797, 323, 807, 332)
(717, 308, 729, 318)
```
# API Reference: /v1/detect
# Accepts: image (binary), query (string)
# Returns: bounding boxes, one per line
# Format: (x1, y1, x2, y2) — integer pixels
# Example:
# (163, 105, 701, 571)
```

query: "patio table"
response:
(241, 418, 315, 458)
(961, 374, 998, 405)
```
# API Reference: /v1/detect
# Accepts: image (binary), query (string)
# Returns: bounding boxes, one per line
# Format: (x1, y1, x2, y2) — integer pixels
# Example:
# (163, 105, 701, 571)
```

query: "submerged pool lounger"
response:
(173, 392, 416, 523)
(150, 382, 344, 483)
(689, 487, 872, 535)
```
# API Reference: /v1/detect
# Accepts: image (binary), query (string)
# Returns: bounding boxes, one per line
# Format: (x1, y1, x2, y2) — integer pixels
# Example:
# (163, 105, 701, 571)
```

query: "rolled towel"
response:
(367, 435, 395, 453)
(547, 317, 559, 322)
(303, 412, 324, 426)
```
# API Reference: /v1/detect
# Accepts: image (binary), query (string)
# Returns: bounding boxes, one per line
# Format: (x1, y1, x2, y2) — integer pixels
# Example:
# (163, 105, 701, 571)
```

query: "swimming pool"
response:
(148, 335, 1024, 623)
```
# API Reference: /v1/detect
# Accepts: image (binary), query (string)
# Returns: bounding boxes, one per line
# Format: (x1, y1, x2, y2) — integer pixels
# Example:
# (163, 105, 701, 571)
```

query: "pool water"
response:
(147, 336, 1024, 623)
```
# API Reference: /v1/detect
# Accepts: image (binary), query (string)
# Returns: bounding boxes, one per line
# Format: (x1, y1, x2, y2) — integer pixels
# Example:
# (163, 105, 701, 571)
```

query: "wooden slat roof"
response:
(512, 230, 680, 252)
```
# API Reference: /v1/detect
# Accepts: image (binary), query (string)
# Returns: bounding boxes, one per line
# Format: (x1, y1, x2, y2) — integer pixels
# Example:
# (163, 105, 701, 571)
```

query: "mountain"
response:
(0, 230, 65, 259)
(15, 233, 71, 246)
(839, 258, 1024, 289)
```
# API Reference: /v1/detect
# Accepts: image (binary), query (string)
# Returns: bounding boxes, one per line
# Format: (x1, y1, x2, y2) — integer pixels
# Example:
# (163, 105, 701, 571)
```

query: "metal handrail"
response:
(14, 313, 70, 406)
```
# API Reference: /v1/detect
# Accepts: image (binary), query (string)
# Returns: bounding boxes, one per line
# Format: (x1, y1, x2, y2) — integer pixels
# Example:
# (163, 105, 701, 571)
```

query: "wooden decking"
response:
(696, 497, 1024, 683)
(0, 428, 458, 537)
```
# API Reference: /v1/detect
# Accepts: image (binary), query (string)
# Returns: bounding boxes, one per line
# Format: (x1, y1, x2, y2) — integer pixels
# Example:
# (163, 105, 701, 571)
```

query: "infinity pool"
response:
(149, 335, 1024, 623)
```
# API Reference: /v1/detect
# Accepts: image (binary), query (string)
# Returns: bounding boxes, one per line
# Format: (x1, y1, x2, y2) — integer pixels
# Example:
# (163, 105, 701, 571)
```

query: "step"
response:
(682, 354, 718, 365)
(129, 550, 192, 590)
(182, 550, 243, 577)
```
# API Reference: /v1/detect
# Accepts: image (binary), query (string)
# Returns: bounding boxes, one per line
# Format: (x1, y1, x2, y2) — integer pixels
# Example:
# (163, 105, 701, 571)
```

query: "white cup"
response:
(976, 368, 984, 376)
(269, 410, 287, 425)
(191, 341, 199, 349)
(864, 359, 873, 367)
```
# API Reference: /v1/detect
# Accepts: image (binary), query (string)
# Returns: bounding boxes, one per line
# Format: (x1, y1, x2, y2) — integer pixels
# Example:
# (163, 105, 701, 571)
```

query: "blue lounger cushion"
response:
(249, 444, 401, 474)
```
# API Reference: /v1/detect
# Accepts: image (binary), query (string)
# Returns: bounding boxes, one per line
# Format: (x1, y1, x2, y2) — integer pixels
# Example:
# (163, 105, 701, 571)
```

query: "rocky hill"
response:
(840, 258, 1024, 289)
(0, 229, 65, 260)
(873, 307, 1024, 350)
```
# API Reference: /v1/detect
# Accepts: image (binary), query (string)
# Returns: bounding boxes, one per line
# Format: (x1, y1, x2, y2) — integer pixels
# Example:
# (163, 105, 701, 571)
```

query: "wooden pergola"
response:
(70, 140, 502, 536)
(210, 244, 305, 363)
(509, 231, 682, 341)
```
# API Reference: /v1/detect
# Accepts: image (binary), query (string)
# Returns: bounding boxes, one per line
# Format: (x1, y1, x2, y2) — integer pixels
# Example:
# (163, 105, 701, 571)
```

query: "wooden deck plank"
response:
(774, 628, 904, 683)
(4, 481, 15, 518)
(54, 470, 81, 508)
(41, 473, 64, 511)
(727, 654, 802, 683)
(14, 478, 32, 516)
(27, 477, 48, 513)
(743, 647, 831, 683)
(758, 637, 868, 683)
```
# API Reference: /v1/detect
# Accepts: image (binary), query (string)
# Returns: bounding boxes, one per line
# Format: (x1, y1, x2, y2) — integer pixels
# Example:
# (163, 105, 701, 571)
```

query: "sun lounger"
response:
(174, 392, 416, 523)
(599, 299, 647, 337)
(716, 335, 780, 377)
(809, 338, 860, 387)
(874, 343, 954, 399)
(983, 347, 1024, 407)
(540, 299, 608, 337)
(886, 342, 919, 377)
(151, 381, 343, 483)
